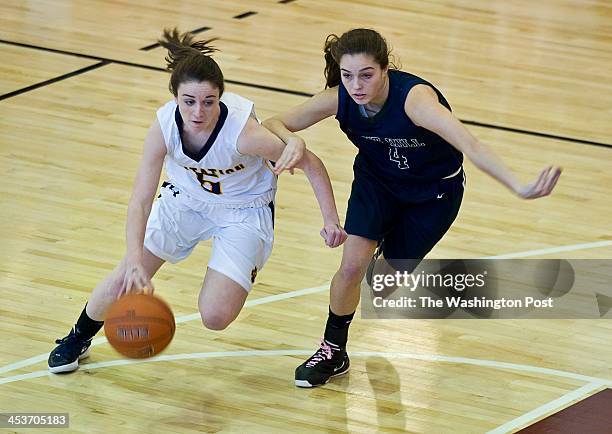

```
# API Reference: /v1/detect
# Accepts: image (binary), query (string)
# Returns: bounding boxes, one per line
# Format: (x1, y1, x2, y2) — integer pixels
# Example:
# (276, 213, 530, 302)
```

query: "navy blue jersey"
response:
(336, 70, 463, 185)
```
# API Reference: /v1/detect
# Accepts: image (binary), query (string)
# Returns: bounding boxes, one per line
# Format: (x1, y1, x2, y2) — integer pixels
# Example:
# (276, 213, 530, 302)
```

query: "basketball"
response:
(104, 293, 175, 359)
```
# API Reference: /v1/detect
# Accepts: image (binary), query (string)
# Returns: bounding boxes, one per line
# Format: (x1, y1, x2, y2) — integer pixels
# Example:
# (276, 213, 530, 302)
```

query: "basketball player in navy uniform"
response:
(48, 28, 347, 373)
(263, 28, 562, 387)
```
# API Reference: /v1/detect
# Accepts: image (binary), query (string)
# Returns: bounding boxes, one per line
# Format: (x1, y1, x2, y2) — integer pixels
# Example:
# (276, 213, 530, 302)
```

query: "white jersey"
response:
(156, 92, 277, 208)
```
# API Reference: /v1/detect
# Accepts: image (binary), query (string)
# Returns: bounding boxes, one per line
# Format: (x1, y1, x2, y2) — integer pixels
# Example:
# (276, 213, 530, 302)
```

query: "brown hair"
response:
(158, 28, 224, 96)
(323, 28, 396, 88)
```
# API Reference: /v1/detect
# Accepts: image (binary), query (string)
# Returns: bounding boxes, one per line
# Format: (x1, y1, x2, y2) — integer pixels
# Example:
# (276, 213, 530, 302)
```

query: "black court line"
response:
(234, 11, 257, 19)
(140, 26, 212, 51)
(278, 0, 297, 3)
(0, 61, 109, 101)
(0, 38, 610, 149)
(0, 38, 165, 72)
(462, 120, 611, 149)
(0, 38, 109, 62)
(0, 39, 311, 97)
(224, 79, 311, 97)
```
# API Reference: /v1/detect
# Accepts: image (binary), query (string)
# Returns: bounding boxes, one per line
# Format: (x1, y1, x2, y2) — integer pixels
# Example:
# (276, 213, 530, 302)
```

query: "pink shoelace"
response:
(305, 339, 337, 368)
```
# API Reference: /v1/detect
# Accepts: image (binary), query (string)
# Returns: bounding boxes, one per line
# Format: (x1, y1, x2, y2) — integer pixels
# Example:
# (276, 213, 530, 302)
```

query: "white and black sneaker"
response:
(295, 340, 350, 387)
(48, 328, 92, 373)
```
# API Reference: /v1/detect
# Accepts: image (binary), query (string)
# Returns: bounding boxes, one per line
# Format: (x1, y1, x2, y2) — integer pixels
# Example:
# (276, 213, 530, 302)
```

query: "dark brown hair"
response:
(158, 28, 224, 96)
(323, 28, 396, 88)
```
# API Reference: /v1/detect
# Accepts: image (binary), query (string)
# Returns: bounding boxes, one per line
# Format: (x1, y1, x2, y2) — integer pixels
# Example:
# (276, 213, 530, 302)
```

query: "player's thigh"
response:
(344, 171, 396, 242)
(383, 178, 463, 262)
(198, 268, 248, 327)
(199, 208, 272, 325)
(208, 207, 274, 292)
(144, 184, 216, 264)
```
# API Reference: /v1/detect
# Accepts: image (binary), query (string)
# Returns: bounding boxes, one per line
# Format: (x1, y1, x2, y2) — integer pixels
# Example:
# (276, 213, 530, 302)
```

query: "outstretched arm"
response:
(238, 117, 346, 247)
(405, 85, 562, 199)
(263, 87, 338, 175)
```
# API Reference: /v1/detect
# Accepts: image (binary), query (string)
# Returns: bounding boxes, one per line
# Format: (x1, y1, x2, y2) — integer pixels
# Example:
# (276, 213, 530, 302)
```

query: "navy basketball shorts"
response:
(344, 169, 465, 260)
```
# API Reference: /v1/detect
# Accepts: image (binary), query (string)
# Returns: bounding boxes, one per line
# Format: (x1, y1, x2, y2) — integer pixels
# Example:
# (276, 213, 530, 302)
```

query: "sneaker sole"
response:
(294, 365, 350, 388)
(48, 347, 91, 374)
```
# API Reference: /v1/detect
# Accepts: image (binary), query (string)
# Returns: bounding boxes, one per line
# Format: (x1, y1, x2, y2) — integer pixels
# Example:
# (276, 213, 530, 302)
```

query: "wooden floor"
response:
(1, 1, 611, 433)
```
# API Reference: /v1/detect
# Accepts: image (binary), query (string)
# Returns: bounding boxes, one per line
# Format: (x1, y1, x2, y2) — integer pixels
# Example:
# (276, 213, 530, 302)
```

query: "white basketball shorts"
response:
(144, 183, 275, 292)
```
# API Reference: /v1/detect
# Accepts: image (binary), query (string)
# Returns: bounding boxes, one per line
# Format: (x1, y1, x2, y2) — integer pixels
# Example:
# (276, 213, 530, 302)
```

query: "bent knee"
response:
(200, 311, 234, 331)
(338, 261, 369, 283)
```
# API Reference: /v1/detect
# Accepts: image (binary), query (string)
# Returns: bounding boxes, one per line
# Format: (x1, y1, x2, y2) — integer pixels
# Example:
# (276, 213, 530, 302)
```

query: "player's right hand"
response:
(273, 137, 306, 175)
(515, 166, 562, 199)
(320, 223, 348, 248)
(118, 261, 155, 299)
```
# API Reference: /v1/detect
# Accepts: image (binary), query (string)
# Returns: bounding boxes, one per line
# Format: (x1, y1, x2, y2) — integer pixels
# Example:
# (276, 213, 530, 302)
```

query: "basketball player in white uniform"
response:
(48, 28, 347, 373)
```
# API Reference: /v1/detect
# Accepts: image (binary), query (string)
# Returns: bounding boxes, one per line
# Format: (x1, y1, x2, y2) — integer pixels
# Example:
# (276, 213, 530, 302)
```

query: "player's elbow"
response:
(262, 117, 282, 130)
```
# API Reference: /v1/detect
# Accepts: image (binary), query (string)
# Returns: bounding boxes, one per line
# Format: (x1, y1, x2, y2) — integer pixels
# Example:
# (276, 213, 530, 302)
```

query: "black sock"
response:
(74, 304, 104, 340)
(323, 306, 354, 349)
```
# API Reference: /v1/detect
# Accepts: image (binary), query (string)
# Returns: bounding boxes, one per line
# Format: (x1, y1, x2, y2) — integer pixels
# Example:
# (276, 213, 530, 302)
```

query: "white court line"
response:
(0, 284, 330, 375)
(486, 381, 607, 434)
(0, 239, 610, 377)
(173, 284, 330, 324)
(2, 350, 612, 387)
(0, 335, 110, 376)
(484, 240, 612, 259)
(0, 283, 330, 376)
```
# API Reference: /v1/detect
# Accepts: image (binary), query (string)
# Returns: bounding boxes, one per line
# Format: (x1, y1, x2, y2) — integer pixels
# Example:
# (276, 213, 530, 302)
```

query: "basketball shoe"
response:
(48, 328, 92, 373)
(295, 339, 350, 387)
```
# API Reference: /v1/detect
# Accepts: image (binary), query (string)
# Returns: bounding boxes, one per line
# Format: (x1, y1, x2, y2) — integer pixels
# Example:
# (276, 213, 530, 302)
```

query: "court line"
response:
(484, 240, 612, 259)
(0, 39, 313, 99)
(173, 283, 331, 323)
(0, 38, 609, 148)
(0, 61, 109, 101)
(1, 350, 611, 387)
(1, 238, 610, 376)
(461, 119, 612, 149)
(0, 284, 330, 375)
(486, 381, 607, 434)
(233, 11, 258, 19)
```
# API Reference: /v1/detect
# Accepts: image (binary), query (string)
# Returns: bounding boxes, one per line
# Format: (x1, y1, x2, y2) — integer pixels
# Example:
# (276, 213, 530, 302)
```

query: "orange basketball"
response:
(104, 293, 175, 359)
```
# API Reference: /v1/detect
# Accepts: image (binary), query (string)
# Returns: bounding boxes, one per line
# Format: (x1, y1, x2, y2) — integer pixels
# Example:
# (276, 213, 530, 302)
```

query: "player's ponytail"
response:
(158, 28, 224, 96)
(323, 34, 342, 88)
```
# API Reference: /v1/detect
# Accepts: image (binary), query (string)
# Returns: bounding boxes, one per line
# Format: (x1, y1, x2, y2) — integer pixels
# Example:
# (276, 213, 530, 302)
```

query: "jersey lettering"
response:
(186, 164, 247, 195)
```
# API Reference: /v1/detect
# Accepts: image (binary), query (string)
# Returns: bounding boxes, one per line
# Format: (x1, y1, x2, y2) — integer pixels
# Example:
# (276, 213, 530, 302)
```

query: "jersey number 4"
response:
(389, 147, 409, 169)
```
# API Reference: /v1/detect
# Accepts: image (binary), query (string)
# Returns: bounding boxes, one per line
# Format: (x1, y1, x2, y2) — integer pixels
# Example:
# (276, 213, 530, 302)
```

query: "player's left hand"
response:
(515, 166, 562, 199)
(320, 223, 348, 248)
(273, 137, 305, 175)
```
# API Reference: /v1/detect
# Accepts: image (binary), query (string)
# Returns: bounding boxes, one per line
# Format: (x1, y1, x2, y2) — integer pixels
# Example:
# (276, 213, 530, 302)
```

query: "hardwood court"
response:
(1, 1, 611, 432)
